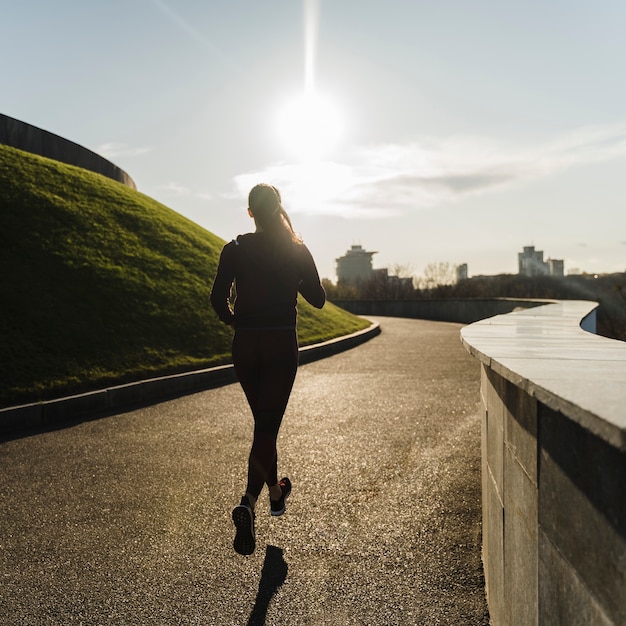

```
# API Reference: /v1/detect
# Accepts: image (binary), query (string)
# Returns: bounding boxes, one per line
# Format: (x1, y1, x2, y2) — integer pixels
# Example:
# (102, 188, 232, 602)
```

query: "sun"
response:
(276, 92, 344, 160)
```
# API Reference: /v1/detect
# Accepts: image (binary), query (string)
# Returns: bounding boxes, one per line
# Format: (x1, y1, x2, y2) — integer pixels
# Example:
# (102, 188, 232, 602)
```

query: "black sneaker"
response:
(232, 496, 255, 555)
(270, 477, 292, 517)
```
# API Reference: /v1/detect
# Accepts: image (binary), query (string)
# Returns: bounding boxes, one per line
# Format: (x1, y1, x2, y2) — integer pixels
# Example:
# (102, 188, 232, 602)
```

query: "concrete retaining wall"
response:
(0, 322, 381, 436)
(331, 298, 549, 324)
(0, 113, 136, 189)
(461, 301, 626, 625)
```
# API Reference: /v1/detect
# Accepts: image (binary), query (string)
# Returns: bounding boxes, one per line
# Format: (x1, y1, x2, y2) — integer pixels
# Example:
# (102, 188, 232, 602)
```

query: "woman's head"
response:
(248, 183, 281, 220)
(248, 183, 301, 243)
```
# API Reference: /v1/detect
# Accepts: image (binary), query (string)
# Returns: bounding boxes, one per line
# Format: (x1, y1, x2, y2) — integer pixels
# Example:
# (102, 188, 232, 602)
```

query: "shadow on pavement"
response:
(247, 545, 288, 626)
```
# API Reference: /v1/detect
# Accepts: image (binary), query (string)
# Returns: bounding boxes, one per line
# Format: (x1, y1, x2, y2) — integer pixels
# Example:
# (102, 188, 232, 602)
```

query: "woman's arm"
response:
(210, 243, 236, 325)
(298, 244, 326, 309)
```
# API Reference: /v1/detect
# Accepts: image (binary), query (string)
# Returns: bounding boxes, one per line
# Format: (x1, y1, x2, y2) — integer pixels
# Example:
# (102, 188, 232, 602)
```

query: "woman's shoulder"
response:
(234, 232, 263, 245)
(220, 235, 248, 260)
(295, 239, 313, 256)
(222, 233, 255, 249)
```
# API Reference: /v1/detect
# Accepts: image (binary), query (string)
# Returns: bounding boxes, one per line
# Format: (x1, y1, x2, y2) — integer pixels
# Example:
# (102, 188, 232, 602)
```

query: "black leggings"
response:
(232, 329, 299, 499)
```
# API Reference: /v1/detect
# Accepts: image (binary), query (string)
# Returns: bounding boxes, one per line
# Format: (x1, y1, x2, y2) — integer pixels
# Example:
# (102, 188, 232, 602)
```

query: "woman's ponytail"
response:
(248, 184, 301, 243)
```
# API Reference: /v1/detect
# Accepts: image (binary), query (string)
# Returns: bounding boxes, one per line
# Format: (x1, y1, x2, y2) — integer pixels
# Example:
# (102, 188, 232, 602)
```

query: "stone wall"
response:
(462, 301, 626, 625)
(0, 113, 136, 189)
(0, 322, 381, 435)
(331, 297, 548, 324)
(336, 298, 626, 623)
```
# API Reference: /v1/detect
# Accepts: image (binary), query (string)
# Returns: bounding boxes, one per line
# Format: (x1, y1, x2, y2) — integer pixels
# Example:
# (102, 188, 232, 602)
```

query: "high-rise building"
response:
(336, 245, 377, 283)
(519, 246, 548, 276)
(518, 246, 564, 277)
(456, 263, 468, 281)
(548, 258, 564, 277)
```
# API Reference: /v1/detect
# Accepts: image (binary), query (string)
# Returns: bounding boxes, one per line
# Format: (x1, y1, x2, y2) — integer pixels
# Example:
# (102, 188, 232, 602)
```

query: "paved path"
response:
(0, 317, 488, 625)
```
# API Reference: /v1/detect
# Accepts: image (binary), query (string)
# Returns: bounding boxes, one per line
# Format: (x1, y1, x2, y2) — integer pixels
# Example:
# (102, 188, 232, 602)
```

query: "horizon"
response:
(3, 1, 626, 281)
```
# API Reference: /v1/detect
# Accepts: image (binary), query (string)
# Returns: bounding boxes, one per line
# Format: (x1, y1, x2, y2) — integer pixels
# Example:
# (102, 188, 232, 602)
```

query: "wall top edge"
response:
(0, 113, 136, 189)
(461, 300, 626, 451)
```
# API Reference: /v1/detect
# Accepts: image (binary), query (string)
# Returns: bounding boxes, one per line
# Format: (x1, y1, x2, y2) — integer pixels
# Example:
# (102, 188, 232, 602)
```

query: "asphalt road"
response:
(0, 317, 488, 625)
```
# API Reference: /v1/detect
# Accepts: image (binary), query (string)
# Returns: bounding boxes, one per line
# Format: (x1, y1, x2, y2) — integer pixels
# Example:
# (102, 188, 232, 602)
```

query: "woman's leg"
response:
(233, 330, 299, 501)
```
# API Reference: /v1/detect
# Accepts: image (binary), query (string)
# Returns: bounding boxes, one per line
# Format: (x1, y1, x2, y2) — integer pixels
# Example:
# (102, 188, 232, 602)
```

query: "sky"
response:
(3, 0, 626, 281)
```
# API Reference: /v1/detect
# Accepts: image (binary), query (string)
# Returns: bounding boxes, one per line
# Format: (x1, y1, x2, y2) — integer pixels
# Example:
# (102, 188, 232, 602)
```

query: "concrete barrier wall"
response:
(0, 322, 381, 436)
(331, 298, 549, 324)
(461, 301, 626, 625)
(0, 113, 136, 189)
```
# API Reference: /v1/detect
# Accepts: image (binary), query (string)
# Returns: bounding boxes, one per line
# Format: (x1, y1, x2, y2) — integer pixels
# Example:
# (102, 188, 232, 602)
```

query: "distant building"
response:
(519, 246, 548, 276)
(371, 267, 413, 290)
(456, 263, 468, 282)
(548, 258, 564, 277)
(336, 245, 377, 283)
(518, 246, 564, 277)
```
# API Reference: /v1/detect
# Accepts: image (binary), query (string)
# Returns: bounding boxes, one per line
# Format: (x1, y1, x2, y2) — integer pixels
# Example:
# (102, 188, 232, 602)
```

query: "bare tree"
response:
(418, 262, 457, 289)
(390, 263, 418, 289)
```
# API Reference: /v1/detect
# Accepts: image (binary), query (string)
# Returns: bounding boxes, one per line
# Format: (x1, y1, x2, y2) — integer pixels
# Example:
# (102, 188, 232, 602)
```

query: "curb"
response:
(0, 322, 381, 437)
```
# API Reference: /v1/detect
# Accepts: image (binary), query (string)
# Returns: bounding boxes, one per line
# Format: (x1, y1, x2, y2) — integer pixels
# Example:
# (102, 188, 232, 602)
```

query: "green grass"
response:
(0, 144, 370, 408)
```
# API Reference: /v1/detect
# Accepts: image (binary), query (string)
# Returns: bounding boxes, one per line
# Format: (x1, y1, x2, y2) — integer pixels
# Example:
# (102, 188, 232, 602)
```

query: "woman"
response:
(210, 183, 326, 555)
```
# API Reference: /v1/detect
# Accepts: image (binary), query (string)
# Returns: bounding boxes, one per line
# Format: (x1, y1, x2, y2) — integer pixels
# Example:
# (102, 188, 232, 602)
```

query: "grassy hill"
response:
(0, 144, 369, 408)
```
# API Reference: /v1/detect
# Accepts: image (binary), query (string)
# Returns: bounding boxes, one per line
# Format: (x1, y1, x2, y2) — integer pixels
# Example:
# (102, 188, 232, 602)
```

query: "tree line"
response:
(324, 268, 626, 343)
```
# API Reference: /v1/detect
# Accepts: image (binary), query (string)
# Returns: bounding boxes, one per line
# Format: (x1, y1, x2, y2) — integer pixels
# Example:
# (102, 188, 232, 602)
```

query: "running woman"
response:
(210, 183, 326, 555)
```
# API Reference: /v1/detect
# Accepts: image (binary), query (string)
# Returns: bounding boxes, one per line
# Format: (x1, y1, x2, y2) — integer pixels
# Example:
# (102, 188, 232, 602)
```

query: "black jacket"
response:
(210, 232, 325, 329)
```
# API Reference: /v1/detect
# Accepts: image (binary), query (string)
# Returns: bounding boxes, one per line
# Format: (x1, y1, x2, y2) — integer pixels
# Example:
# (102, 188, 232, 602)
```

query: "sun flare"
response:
(276, 92, 344, 160)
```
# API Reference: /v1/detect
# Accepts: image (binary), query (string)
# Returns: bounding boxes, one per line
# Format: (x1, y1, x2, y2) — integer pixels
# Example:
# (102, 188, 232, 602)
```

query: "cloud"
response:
(154, 185, 213, 200)
(233, 122, 626, 219)
(157, 181, 190, 195)
(234, 161, 397, 219)
(96, 142, 151, 159)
